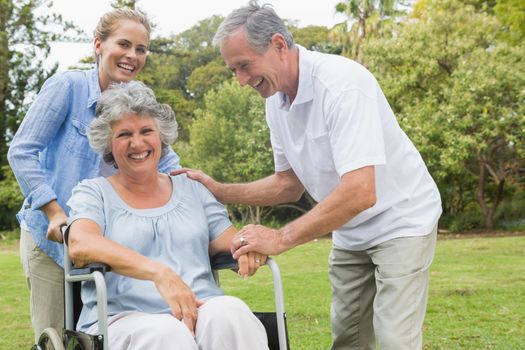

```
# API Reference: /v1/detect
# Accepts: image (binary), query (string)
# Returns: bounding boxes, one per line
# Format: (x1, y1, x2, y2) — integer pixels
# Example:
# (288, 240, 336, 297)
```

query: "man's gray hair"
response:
(89, 81, 178, 167)
(213, 0, 294, 53)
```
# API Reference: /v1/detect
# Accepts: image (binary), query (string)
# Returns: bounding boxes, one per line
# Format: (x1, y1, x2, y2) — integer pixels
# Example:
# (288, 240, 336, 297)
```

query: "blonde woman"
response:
(8, 9, 180, 341)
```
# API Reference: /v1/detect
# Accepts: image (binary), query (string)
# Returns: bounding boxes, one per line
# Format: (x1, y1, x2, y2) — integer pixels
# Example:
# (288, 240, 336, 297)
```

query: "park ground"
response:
(1, 231, 524, 349)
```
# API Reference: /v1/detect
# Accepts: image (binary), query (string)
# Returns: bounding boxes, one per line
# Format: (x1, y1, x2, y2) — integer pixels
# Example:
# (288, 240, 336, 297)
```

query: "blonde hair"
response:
(93, 8, 152, 63)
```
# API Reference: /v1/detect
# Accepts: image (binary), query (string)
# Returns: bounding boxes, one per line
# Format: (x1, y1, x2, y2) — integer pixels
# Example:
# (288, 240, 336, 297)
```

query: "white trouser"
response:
(87, 295, 269, 350)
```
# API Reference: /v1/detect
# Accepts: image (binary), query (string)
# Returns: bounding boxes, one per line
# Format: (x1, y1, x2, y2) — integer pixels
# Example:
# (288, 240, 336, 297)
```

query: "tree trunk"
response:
(476, 152, 506, 229)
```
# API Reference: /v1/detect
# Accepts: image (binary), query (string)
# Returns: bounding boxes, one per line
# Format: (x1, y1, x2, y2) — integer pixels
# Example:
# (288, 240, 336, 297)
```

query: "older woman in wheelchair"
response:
(65, 80, 269, 350)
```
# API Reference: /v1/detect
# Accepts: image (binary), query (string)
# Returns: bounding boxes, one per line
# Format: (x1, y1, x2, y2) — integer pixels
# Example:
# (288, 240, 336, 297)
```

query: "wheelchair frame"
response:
(34, 241, 289, 350)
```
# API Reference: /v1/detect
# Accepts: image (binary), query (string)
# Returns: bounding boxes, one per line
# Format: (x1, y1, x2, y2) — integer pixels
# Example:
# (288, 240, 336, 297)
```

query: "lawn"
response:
(1, 235, 524, 349)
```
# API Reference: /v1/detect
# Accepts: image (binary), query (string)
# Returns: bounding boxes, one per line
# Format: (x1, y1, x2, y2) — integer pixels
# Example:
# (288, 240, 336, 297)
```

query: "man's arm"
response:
(171, 168, 305, 206)
(232, 166, 377, 257)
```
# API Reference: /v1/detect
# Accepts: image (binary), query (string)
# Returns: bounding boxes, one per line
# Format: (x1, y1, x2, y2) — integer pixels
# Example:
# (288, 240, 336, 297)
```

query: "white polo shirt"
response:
(266, 46, 442, 251)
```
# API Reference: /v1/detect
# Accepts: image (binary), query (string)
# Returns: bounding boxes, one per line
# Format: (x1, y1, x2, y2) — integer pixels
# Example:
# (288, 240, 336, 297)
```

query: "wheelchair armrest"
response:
(69, 263, 111, 276)
(210, 253, 239, 270)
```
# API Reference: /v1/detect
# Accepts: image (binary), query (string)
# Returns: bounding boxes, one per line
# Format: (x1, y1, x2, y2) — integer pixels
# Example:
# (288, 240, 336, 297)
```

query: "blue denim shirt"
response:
(7, 68, 181, 267)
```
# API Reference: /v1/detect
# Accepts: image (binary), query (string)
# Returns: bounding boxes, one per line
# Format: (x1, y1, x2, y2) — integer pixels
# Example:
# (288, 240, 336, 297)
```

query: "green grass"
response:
(0, 241, 32, 349)
(1, 235, 524, 349)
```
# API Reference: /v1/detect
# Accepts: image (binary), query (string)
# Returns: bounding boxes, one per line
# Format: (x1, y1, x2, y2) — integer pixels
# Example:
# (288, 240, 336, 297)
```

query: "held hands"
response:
(231, 224, 285, 259)
(153, 265, 203, 337)
(237, 251, 267, 279)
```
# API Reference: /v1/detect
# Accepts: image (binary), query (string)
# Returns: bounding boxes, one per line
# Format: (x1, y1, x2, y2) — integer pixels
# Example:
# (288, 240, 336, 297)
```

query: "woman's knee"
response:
(110, 313, 197, 349)
(198, 296, 253, 325)
(196, 296, 268, 349)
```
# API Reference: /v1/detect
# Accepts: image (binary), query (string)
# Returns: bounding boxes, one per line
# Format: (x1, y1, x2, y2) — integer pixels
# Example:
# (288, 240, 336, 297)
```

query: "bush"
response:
(441, 205, 483, 233)
(495, 189, 525, 228)
(0, 166, 23, 230)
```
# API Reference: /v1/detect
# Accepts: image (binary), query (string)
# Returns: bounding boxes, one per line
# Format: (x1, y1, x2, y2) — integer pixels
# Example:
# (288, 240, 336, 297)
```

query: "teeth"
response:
(253, 78, 263, 88)
(129, 151, 149, 160)
(118, 63, 135, 72)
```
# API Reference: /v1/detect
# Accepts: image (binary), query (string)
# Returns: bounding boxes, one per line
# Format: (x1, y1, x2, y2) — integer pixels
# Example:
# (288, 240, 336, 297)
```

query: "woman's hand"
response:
(237, 251, 267, 278)
(43, 201, 68, 243)
(153, 265, 204, 336)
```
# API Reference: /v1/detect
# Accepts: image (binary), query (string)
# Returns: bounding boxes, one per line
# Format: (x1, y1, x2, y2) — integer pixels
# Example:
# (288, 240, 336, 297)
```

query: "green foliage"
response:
(289, 25, 340, 54)
(495, 189, 525, 228)
(187, 58, 232, 99)
(154, 88, 198, 142)
(442, 209, 483, 233)
(494, 0, 525, 44)
(363, 0, 525, 228)
(332, 0, 403, 60)
(0, 166, 23, 230)
(185, 80, 274, 223)
(140, 16, 229, 141)
(0, 0, 79, 168)
(186, 79, 273, 181)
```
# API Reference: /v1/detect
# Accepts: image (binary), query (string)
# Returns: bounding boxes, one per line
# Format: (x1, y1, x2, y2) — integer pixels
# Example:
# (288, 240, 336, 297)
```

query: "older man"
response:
(174, 1, 442, 349)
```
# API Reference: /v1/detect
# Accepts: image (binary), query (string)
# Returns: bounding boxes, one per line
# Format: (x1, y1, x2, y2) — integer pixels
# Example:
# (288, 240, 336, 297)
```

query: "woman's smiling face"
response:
(110, 113, 162, 176)
(95, 19, 149, 91)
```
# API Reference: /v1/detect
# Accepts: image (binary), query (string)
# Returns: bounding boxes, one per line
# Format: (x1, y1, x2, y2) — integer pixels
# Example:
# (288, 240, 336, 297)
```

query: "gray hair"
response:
(89, 81, 178, 167)
(213, 0, 294, 53)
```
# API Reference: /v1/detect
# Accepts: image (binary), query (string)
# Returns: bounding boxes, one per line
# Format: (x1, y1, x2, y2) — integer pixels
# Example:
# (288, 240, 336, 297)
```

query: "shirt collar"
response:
(87, 67, 101, 109)
(276, 45, 314, 110)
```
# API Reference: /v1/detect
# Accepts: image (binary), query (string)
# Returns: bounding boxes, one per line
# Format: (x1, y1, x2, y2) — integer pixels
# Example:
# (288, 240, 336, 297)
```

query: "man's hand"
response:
(170, 168, 221, 198)
(231, 224, 287, 259)
(153, 265, 203, 337)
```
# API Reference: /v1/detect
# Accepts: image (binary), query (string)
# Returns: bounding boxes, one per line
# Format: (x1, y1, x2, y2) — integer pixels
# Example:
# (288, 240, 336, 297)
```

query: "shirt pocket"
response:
(306, 133, 335, 171)
(65, 119, 94, 159)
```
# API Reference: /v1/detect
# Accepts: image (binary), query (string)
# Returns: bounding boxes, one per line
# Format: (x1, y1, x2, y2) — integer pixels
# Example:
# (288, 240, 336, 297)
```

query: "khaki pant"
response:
(20, 228, 64, 343)
(329, 226, 437, 350)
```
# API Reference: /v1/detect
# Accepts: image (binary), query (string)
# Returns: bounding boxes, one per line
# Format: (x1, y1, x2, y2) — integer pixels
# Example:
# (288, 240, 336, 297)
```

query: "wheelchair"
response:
(33, 228, 290, 350)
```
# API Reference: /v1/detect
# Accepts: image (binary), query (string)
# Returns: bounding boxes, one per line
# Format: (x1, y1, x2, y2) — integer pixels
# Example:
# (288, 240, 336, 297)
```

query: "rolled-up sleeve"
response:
(7, 73, 71, 210)
(158, 145, 181, 173)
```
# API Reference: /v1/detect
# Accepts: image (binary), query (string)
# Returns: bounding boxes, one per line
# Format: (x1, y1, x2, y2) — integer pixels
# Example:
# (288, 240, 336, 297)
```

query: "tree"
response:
(332, 0, 402, 61)
(441, 44, 525, 228)
(111, 0, 137, 9)
(289, 25, 339, 54)
(0, 0, 76, 169)
(363, 0, 525, 228)
(494, 0, 525, 44)
(187, 58, 232, 100)
(184, 79, 275, 224)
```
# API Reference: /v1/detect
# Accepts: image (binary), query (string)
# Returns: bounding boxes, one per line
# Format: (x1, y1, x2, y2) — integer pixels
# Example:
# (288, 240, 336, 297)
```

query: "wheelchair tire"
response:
(37, 328, 65, 350)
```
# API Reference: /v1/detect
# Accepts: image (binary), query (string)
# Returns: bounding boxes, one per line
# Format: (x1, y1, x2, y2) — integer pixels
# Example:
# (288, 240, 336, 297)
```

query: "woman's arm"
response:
(68, 218, 202, 336)
(7, 74, 71, 212)
(209, 226, 267, 277)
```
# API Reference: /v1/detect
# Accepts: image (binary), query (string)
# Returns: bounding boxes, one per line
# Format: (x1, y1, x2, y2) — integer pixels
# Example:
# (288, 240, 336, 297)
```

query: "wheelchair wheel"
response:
(36, 328, 65, 350)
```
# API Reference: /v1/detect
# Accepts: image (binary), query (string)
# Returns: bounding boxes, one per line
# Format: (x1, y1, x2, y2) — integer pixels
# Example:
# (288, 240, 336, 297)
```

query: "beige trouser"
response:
(20, 227, 64, 343)
(87, 295, 269, 350)
(329, 226, 437, 350)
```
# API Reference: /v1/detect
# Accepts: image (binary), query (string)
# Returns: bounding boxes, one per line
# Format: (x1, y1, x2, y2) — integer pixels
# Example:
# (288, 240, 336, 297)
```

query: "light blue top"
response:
(7, 68, 181, 266)
(67, 174, 230, 332)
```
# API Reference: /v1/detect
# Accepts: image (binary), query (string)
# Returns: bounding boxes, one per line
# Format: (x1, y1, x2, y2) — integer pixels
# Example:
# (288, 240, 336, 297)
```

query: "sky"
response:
(46, 0, 345, 70)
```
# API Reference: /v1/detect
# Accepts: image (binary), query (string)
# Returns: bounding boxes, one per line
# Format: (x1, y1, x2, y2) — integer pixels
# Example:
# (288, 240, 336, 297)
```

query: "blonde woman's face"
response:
(95, 19, 149, 91)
